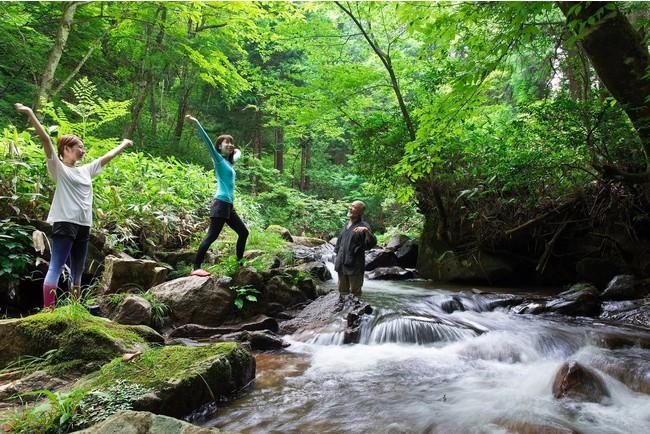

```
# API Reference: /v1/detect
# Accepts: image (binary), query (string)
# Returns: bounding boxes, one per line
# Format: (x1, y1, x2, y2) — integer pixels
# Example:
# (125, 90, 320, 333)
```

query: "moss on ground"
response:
(5, 304, 154, 375)
(85, 342, 245, 390)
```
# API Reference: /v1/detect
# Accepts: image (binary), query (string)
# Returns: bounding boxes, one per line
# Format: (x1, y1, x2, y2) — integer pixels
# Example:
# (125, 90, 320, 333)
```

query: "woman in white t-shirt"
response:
(15, 103, 133, 308)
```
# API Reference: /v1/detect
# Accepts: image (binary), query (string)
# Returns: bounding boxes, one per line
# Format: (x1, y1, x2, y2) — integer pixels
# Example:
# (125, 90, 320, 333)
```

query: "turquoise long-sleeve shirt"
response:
(196, 122, 236, 204)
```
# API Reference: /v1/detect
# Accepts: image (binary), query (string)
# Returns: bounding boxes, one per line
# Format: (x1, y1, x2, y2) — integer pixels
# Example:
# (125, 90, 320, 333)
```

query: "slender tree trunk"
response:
(564, 42, 590, 103)
(253, 108, 262, 159)
(274, 126, 284, 173)
(335, 1, 415, 141)
(150, 81, 158, 137)
(53, 21, 120, 98)
(34, 1, 81, 113)
(300, 137, 311, 192)
(125, 5, 167, 140)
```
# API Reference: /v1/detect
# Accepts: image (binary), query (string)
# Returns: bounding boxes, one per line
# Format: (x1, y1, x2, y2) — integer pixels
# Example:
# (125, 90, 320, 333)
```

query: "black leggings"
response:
(193, 212, 249, 269)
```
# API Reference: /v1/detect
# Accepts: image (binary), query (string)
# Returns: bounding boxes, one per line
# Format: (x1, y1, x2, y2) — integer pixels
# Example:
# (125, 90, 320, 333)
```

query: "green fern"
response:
(41, 76, 131, 143)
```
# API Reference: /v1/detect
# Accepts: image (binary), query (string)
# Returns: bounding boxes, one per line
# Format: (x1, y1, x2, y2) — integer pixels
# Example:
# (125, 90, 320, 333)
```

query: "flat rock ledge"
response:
(72, 410, 236, 434)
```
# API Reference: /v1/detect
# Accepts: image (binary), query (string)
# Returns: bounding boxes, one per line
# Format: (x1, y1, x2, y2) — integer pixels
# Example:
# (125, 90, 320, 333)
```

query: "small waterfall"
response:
(204, 280, 650, 434)
(360, 314, 479, 345)
(321, 251, 337, 283)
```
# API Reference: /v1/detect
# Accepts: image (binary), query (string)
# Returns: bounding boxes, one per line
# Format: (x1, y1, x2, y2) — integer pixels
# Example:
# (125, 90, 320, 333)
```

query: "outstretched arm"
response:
(185, 114, 222, 163)
(15, 103, 55, 159)
(100, 139, 133, 167)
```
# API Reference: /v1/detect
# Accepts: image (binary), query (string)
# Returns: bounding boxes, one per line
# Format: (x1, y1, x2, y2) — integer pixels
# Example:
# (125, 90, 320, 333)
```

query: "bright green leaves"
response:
(0, 218, 35, 287)
(40, 77, 130, 154)
(564, 2, 619, 46)
(232, 285, 260, 310)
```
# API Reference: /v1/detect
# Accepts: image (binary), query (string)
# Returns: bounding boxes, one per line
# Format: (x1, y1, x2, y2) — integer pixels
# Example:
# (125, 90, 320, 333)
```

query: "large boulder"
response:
(552, 361, 609, 403)
(0, 307, 162, 372)
(395, 240, 419, 268)
(544, 284, 601, 317)
(385, 235, 410, 251)
(367, 266, 416, 280)
(575, 257, 624, 289)
(149, 275, 234, 327)
(79, 343, 255, 420)
(101, 255, 167, 294)
(417, 249, 514, 284)
(264, 275, 308, 307)
(278, 291, 368, 336)
(365, 248, 399, 271)
(292, 261, 332, 282)
(112, 295, 153, 327)
(601, 275, 650, 301)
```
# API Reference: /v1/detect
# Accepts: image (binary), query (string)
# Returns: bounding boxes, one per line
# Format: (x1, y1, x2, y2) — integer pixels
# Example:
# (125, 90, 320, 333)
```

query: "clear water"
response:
(202, 277, 650, 434)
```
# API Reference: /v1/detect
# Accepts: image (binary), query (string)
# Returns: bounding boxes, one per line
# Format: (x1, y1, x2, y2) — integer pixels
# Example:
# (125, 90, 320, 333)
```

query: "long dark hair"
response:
(215, 134, 235, 164)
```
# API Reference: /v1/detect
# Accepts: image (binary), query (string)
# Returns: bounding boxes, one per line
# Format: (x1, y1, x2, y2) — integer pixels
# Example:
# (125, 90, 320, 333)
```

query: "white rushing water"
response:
(203, 277, 650, 434)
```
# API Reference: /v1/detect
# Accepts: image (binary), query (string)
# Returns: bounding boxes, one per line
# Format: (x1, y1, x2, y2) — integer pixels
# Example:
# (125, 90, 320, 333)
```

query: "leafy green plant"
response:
(40, 77, 130, 146)
(0, 219, 35, 289)
(231, 285, 261, 309)
(5, 388, 87, 434)
(207, 255, 246, 277)
(140, 292, 170, 329)
(71, 380, 151, 429)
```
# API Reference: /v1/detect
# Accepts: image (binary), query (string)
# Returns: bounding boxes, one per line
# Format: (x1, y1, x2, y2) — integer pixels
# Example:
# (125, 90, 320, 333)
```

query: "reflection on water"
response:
(203, 278, 650, 434)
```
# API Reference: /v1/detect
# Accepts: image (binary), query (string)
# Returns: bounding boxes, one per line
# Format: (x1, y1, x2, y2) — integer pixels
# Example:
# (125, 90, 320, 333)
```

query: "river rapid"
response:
(202, 277, 650, 434)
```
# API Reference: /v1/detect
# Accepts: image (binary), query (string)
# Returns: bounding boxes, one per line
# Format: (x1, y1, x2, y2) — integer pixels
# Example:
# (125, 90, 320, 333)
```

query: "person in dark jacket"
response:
(334, 200, 377, 296)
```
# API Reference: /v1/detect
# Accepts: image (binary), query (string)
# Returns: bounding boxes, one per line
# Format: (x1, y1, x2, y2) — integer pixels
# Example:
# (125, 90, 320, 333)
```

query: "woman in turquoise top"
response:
(185, 114, 249, 277)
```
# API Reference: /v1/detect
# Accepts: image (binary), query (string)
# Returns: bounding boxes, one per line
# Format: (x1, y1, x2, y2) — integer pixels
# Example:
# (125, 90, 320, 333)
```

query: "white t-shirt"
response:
(46, 155, 103, 226)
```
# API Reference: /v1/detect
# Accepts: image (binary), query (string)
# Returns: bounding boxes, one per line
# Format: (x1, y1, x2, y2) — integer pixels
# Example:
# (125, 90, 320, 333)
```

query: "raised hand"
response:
(14, 103, 33, 115)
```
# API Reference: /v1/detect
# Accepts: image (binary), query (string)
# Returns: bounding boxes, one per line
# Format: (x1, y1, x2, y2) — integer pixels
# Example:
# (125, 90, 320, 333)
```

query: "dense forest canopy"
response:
(2, 1, 649, 285)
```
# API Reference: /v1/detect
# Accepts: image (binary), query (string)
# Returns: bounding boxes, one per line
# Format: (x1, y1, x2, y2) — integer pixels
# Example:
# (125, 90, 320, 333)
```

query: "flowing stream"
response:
(202, 274, 650, 434)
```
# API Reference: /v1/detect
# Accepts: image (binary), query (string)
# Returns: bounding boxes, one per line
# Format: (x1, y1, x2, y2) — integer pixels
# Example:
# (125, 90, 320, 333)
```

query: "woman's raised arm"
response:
(15, 103, 55, 160)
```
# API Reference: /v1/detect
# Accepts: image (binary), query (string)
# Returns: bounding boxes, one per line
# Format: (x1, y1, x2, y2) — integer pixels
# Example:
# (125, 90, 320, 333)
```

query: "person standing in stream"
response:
(15, 103, 133, 308)
(334, 200, 377, 296)
(184, 114, 249, 277)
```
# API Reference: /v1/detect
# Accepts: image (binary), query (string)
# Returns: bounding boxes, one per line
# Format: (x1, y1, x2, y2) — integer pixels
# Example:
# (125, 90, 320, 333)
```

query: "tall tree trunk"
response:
(253, 108, 262, 159)
(33, 1, 81, 113)
(564, 41, 591, 103)
(150, 80, 158, 137)
(52, 20, 120, 98)
(558, 1, 650, 180)
(274, 126, 284, 173)
(125, 5, 167, 140)
(300, 137, 311, 192)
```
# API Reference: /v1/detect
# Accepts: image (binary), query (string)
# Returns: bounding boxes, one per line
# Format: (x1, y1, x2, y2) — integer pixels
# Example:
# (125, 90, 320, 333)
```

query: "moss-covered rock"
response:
(80, 343, 255, 419)
(0, 305, 162, 374)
